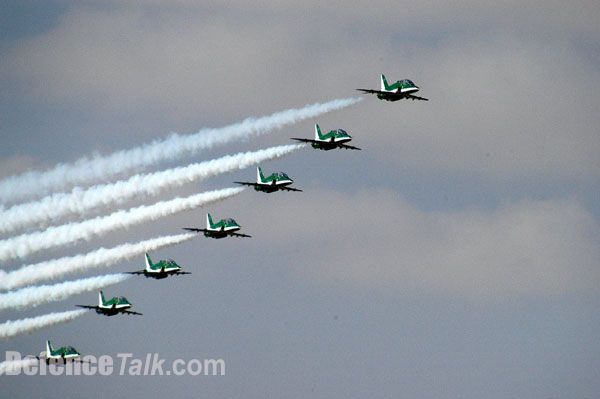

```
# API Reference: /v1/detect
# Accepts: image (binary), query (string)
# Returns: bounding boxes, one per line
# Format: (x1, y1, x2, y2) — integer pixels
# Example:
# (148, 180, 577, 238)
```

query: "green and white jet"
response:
(235, 166, 302, 193)
(76, 290, 142, 316)
(126, 253, 191, 279)
(183, 213, 251, 238)
(38, 340, 81, 365)
(357, 74, 428, 101)
(292, 124, 361, 151)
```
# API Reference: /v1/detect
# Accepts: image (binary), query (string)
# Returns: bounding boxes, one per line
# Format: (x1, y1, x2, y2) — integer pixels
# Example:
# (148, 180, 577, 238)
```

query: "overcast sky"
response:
(1, 1, 599, 397)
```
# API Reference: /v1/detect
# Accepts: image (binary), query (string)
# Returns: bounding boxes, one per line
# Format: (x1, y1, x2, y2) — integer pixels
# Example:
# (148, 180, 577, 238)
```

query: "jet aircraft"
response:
(38, 340, 81, 365)
(126, 253, 190, 279)
(183, 213, 251, 238)
(292, 124, 361, 151)
(357, 74, 428, 101)
(76, 290, 142, 316)
(235, 166, 302, 193)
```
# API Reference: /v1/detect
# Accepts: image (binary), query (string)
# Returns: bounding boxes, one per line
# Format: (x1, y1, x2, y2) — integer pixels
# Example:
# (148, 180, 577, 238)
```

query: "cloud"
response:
(376, 33, 600, 181)
(3, 3, 599, 182)
(0, 155, 40, 180)
(244, 188, 600, 298)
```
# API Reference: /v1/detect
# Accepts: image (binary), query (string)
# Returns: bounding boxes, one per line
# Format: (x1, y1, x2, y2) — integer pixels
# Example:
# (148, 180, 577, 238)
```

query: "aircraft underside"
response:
(312, 142, 342, 150)
(377, 93, 406, 101)
(97, 308, 123, 316)
(204, 231, 231, 239)
(256, 186, 279, 192)
(143, 270, 173, 279)
(255, 183, 290, 192)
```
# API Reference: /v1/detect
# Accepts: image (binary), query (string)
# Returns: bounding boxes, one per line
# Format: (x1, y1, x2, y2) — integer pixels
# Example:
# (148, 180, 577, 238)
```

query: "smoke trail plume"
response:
(0, 233, 194, 290)
(0, 274, 130, 311)
(0, 358, 39, 375)
(0, 144, 303, 234)
(0, 98, 361, 204)
(0, 309, 88, 340)
(0, 187, 243, 262)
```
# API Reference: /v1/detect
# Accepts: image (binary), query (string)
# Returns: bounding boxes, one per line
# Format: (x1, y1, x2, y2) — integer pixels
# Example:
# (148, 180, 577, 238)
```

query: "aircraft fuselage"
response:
(254, 179, 294, 192)
(142, 268, 182, 278)
(96, 303, 132, 316)
(204, 225, 241, 238)
(376, 90, 418, 101)
(311, 136, 352, 150)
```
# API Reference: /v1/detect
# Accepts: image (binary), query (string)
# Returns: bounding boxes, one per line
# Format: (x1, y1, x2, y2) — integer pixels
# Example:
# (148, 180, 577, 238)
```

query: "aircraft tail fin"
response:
(99, 290, 106, 306)
(315, 124, 324, 140)
(380, 74, 391, 91)
(207, 213, 215, 229)
(257, 166, 266, 183)
(144, 253, 153, 271)
(46, 340, 53, 356)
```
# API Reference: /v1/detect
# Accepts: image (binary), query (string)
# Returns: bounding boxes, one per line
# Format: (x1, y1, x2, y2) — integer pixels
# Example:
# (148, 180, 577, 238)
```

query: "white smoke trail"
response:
(0, 98, 361, 204)
(0, 274, 129, 311)
(0, 309, 88, 340)
(0, 358, 39, 375)
(0, 144, 303, 234)
(0, 233, 194, 291)
(0, 187, 244, 262)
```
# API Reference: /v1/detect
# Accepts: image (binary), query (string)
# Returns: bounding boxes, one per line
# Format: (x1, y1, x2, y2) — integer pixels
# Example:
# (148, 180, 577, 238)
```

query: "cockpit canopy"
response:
(335, 129, 351, 137)
(63, 346, 79, 354)
(399, 79, 416, 87)
(225, 218, 238, 225)
(276, 172, 290, 179)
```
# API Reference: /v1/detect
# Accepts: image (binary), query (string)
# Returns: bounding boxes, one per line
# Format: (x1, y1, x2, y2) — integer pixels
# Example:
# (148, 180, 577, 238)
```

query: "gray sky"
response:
(1, 1, 599, 397)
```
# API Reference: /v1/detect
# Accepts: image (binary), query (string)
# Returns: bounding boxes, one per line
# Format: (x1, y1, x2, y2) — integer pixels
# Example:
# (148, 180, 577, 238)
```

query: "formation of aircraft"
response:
(22, 72, 425, 368)
(235, 166, 302, 193)
(292, 124, 361, 151)
(183, 213, 251, 238)
(127, 253, 190, 279)
(38, 340, 81, 365)
(76, 290, 142, 316)
(357, 74, 428, 101)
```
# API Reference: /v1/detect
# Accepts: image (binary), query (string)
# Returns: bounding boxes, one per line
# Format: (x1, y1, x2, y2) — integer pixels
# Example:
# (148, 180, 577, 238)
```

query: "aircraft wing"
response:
(122, 309, 143, 316)
(279, 186, 303, 192)
(174, 271, 192, 275)
(234, 181, 258, 188)
(339, 143, 361, 151)
(291, 138, 317, 144)
(75, 305, 98, 310)
(182, 227, 208, 233)
(124, 270, 146, 275)
(35, 355, 90, 364)
(357, 89, 428, 101)
(229, 232, 252, 238)
(405, 93, 429, 101)
(356, 88, 381, 94)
